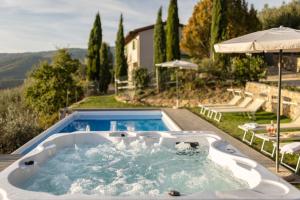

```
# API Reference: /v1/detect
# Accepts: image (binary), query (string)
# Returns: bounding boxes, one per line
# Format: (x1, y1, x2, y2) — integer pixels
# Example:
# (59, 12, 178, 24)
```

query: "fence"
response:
(114, 79, 135, 94)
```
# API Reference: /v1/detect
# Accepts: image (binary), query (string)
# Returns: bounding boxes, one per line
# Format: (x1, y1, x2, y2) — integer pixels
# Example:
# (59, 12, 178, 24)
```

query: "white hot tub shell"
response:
(0, 131, 299, 200)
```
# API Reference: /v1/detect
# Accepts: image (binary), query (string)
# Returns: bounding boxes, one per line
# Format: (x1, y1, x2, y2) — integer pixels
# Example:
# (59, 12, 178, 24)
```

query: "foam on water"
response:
(21, 139, 248, 196)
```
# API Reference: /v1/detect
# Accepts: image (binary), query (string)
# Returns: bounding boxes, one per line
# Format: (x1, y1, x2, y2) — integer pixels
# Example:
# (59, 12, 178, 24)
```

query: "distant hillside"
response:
(0, 48, 88, 89)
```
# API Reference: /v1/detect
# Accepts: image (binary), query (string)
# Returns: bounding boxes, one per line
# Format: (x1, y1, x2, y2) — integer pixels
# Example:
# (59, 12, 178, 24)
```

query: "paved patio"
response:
(163, 108, 300, 183)
(0, 154, 22, 171)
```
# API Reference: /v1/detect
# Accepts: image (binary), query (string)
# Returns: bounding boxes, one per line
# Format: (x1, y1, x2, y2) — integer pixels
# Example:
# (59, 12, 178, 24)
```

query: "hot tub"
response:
(0, 131, 299, 199)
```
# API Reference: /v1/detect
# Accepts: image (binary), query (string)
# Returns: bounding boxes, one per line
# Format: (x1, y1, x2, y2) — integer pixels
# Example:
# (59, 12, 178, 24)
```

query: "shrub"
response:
(231, 56, 267, 85)
(133, 68, 150, 89)
(0, 88, 42, 153)
(197, 57, 228, 80)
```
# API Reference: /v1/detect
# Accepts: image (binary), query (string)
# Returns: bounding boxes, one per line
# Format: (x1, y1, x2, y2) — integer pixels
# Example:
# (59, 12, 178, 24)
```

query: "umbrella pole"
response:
(276, 50, 283, 173)
(176, 69, 179, 108)
(156, 66, 160, 93)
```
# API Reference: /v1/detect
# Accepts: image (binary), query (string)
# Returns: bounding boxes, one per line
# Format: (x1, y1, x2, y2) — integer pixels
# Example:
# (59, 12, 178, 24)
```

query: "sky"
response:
(0, 0, 291, 53)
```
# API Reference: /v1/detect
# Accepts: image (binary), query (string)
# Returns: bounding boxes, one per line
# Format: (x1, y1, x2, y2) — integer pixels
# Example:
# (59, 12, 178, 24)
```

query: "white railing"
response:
(115, 79, 135, 94)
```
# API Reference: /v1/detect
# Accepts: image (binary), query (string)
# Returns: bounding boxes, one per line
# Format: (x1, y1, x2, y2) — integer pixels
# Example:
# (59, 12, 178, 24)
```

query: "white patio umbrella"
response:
(214, 26, 300, 173)
(156, 60, 198, 108)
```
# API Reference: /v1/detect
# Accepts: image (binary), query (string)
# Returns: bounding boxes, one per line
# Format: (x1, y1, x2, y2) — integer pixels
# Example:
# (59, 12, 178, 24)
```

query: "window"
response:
(132, 40, 135, 50)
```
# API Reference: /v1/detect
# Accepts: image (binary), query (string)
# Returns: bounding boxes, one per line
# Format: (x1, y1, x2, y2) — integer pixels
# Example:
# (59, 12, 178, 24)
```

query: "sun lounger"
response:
(205, 96, 253, 118)
(239, 115, 300, 133)
(210, 98, 265, 122)
(279, 142, 300, 172)
(198, 89, 242, 115)
(242, 130, 300, 172)
(243, 131, 300, 155)
(239, 116, 300, 131)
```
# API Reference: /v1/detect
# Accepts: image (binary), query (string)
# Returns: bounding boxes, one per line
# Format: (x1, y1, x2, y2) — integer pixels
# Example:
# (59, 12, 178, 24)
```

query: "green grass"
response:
(71, 95, 153, 109)
(190, 108, 300, 173)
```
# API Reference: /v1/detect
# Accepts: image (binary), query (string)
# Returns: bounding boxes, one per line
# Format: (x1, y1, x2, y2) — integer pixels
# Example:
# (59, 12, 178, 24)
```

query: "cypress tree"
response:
(154, 6, 166, 92)
(210, 0, 227, 59)
(99, 42, 111, 93)
(115, 14, 128, 79)
(166, 0, 180, 61)
(154, 6, 166, 64)
(248, 4, 261, 32)
(87, 12, 102, 81)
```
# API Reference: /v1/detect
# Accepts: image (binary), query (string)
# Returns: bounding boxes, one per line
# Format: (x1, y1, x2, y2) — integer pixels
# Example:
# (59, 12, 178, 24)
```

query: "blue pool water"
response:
(20, 113, 171, 155)
(60, 119, 168, 132)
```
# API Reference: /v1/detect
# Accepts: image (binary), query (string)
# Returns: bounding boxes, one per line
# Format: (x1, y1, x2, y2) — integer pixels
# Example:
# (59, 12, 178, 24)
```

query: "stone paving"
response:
(0, 154, 21, 171)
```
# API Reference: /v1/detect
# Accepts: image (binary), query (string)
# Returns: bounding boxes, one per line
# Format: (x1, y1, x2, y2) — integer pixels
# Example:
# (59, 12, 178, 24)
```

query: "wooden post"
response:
(176, 69, 179, 108)
(115, 74, 118, 95)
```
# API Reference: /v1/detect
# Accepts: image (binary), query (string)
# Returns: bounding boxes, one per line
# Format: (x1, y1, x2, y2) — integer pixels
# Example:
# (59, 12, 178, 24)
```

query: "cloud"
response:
(0, 0, 290, 53)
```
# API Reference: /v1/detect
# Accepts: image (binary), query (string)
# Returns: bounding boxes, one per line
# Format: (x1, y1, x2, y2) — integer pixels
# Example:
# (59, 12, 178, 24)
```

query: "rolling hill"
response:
(0, 48, 87, 89)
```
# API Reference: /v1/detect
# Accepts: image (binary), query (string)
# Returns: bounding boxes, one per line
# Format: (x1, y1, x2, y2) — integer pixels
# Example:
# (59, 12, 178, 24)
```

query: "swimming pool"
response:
(13, 110, 181, 155)
(2, 131, 299, 199)
(60, 119, 168, 132)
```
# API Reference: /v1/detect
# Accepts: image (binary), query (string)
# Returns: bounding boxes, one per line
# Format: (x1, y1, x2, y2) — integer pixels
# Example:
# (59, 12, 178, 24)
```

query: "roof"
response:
(125, 23, 184, 44)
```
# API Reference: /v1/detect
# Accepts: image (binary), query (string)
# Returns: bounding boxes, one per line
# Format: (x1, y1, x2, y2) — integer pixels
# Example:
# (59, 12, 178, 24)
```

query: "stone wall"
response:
(246, 82, 300, 120)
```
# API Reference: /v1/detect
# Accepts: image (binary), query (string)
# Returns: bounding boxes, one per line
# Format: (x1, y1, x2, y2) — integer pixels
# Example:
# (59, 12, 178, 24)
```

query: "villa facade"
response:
(125, 24, 182, 84)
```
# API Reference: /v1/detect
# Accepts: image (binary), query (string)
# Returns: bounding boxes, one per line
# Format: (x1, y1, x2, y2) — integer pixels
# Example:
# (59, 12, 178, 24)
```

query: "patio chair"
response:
(198, 89, 243, 115)
(210, 98, 266, 122)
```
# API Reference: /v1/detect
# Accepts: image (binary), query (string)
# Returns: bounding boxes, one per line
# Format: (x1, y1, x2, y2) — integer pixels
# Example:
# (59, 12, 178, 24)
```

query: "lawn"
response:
(190, 108, 300, 173)
(70, 95, 153, 109)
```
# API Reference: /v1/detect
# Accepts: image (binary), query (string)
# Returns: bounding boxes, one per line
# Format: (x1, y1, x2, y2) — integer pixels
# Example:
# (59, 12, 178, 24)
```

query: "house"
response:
(125, 23, 183, 84)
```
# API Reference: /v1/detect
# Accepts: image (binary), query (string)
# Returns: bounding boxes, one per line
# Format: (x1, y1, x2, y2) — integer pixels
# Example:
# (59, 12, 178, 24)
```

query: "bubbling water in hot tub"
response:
(20, 137, 248, 196)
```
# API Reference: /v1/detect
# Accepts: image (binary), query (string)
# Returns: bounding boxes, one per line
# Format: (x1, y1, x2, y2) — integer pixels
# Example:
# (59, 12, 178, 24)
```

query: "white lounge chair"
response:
(210, 98, 266, 122)
(239, 115, 300, 144)
(198, 89, 243, 115)
(205, 96, 253, 118)
(280, 142, 300, 172)
(243, 131, 300, 155)
(242, 131, 300, 172)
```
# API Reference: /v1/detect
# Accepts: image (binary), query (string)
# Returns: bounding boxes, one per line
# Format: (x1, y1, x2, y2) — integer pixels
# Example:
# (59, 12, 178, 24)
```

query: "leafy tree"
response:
(180, 0, 213, 59)
(25, 49, 83, 115)
(210, 0, 227, 59)
(166, 0, 180, 61)
(99, 42, 112, 93)
(182, 0, 260, 61)
(259, 0, 300, 29)
(87, 13, 102, 81)
(115, 14, 128, 79)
